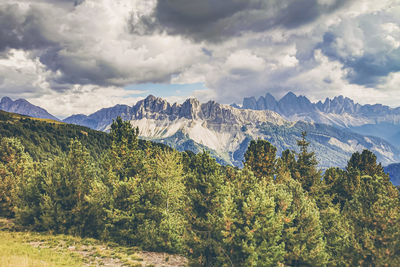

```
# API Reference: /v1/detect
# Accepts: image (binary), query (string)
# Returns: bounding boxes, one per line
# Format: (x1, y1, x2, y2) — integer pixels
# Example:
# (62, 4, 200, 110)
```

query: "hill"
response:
(0, 110, 110, 160)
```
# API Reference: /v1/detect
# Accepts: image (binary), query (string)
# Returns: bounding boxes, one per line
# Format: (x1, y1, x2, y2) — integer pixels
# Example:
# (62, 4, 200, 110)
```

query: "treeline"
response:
(1, 117, 400, 266)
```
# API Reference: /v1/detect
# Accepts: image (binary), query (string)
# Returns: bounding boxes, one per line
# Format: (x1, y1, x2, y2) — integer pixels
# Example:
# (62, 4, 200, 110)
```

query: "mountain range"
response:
(236, 92, 400, 148)
(1, 94, 400, 179)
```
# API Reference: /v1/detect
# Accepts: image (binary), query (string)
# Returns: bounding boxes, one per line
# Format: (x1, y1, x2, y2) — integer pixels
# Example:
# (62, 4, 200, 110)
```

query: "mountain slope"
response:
(0, 97, 59, 121)
(64, 95, 400, 168)
(384, 163, 400, 186)
(63, 104, 132, 131)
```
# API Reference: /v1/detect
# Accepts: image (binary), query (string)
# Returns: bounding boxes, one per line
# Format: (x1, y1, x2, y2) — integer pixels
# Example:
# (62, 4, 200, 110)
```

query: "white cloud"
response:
(28, 85, 144, 118)
(0, 49, 53, 98)
(0, 0, 400, 115)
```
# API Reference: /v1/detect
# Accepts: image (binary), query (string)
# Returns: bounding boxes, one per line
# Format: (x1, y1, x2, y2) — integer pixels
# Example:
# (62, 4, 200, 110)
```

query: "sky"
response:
(0, 0, 399, 118)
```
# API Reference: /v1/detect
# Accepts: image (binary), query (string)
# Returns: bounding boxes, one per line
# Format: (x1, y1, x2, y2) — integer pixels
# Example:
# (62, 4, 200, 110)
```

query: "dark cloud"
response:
(320, 32, 400, 87)
(0, 4, 54, 51)
(39, 47, 121, 88)
(132, 0, 350, 42)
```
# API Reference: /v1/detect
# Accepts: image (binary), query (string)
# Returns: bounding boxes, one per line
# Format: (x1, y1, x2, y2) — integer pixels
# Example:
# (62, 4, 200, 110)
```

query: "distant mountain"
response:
(64, 95, 400, 168)
(237, 92, 400, 147)
(0, 97, 59, 121)
(63, 104, 131, 131)
(384, 163, 400, 186)
(240, 92, 400, 125)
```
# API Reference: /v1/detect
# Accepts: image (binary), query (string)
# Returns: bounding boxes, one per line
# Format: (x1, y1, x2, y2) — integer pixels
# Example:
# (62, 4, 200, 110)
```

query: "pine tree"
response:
(344, 175, 400, 266)
(219, 168, 285, 266)
(185, 151, 225, 265)
(295, 132, 322, 192)
(39, 139, 99, 236)
(244, 139, 277, 180)
(338, 150, 396, 208)
(347, 150, 388, 179)
(100, 117, 144, 244)
(275, 174, 328, 266)
(105, 116, 143, 181)
(136, 150, 188, 253)
(0, 137, 34, 217)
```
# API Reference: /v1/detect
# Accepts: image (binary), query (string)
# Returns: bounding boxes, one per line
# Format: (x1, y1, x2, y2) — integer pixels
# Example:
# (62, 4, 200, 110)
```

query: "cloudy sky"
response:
(0, 0, 399, 118)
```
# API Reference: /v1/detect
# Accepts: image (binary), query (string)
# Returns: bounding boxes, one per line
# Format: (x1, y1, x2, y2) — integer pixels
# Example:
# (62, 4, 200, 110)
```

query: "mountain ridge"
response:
(2, 95, 400, 172)
(238, 92, 400, 126)
(61, 95, 400, 169)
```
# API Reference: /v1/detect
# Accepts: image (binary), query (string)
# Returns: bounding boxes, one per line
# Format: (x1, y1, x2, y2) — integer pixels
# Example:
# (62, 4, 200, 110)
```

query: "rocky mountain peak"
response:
(179, 98, 201, 119)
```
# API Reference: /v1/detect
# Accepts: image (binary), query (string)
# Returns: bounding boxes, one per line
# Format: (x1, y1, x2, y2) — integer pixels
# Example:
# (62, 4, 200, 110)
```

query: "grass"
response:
(0, 231, 82, 267)
(0, 218, 142, 267)
(0, 218, 187, 267)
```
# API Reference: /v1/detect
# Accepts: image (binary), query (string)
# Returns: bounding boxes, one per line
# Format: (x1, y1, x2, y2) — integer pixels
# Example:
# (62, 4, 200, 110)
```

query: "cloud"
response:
(1, 0, 400, 116)
(133, 0, 350, 42)
(319, 4, 400, 86)
(0, 49, 53, 98)
(28, 85, 144, 118)
(0, 3, 53, 51)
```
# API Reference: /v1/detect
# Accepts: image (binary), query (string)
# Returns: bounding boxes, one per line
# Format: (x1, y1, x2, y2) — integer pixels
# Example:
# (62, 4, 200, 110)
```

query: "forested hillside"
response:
(1, 115, 399, 266)
(0, 110, 110, 160)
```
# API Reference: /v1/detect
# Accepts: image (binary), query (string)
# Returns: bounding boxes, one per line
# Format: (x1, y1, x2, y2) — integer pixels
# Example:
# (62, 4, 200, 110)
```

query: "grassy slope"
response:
(0, 219, 187, 267)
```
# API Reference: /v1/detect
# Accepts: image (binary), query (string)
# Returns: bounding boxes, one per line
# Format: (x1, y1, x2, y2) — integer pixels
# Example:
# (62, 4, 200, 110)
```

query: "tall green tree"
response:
(0, 137, 34, 217)
(105, 116, 143, 181)
(185, 151, 225, 265)
(136, 150, 188, 253)
(219, 169, 285, 266)
(244, 139, 277, 180)
(295, 132, 322, 192)
(343, 175, 400, 266)
(100, 117, 143, 244)
(346, 150, 388, 179)
(38, 139, 100, 236)
(275, 173, 328, 266)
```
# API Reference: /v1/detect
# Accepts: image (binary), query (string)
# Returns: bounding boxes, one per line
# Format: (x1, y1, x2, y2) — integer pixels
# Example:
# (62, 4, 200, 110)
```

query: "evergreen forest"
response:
(1, 111, 399, 266)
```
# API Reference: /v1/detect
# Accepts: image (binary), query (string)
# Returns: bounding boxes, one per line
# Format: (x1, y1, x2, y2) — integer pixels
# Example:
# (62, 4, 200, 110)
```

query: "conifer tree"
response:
(295, 132, 322, 192)
(136, 150, 187, 253)
(219, 168, 285, 266)
(39, 139, 99, 236)
(275, 174, 328, 266)
(0, 137, 33, 217)
(185, 151, 225, 265)
(244, 139, 277, 180)
(343, 175, 400, 266)
(101, 117, 143, 244)
(346, 150, 388, 179)
(105, 116, 143, 181)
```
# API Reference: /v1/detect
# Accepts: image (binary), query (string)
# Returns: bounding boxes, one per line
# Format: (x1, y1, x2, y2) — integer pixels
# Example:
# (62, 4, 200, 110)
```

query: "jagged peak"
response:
(265, 92, 276, 101)
(143, 94, 167, 103)
(279, 91, 299, 103)
(145, 94, 157, 101)
(183, 97, 200, 106)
